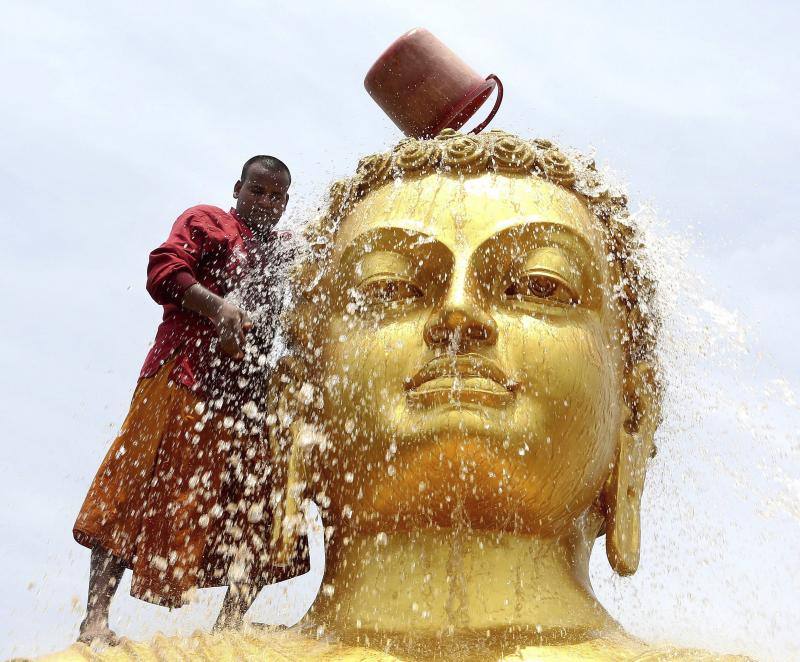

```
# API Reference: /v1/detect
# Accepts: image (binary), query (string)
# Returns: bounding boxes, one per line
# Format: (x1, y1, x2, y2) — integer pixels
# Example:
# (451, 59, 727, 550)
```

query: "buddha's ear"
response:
(604, 361, 660, 576)
(268, 356, 312, 567)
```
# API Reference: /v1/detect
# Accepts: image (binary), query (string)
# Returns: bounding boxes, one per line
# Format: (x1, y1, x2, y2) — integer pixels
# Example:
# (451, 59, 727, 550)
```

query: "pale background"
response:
(1, 1, 799, 659)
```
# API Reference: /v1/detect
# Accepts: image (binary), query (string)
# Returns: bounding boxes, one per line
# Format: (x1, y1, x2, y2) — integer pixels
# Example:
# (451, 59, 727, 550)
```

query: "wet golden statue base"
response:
(38, 625, 750, 661)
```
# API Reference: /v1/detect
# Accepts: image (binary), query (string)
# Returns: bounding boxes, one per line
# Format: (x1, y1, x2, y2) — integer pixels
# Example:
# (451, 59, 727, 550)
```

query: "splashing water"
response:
(586, 181, 799, 659)
(23, 135, 799, 661)
(270, 142, 800, 659)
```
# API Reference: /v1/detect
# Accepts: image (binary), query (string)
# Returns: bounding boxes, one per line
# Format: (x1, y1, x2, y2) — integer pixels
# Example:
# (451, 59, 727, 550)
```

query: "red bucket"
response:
(364, 28, 503, 139)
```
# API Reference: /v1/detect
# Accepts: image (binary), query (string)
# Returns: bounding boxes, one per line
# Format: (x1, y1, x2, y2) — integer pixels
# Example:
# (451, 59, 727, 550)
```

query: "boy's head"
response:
(233, 155, 291, 232)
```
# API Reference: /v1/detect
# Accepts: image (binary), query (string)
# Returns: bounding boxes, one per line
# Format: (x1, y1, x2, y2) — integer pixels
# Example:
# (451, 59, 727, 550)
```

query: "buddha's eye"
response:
(504, 272, 578, 306)
(356, 277, 424, 305)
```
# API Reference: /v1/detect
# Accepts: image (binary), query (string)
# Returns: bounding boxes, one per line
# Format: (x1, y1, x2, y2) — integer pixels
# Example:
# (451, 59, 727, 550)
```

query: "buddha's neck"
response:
(308, 524, 620, 641)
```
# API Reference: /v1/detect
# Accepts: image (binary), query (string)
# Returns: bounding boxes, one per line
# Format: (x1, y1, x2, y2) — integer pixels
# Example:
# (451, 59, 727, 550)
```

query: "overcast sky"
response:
(1, 1, 799, 659)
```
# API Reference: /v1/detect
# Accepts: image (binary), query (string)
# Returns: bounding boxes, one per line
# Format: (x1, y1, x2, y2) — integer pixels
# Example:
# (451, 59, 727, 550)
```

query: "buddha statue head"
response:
(270, 129, 662, 651)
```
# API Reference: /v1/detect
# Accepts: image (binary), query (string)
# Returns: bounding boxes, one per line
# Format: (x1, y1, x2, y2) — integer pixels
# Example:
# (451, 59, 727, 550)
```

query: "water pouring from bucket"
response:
(364, 27, 504, 138)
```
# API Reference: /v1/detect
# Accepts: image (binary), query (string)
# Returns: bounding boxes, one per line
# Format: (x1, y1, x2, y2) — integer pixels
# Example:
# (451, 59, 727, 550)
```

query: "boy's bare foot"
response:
(79, 546, 125, 646)
(212, 610, 244, 633)
(213, 582, 261, 633)
(78, 618, 120, 646)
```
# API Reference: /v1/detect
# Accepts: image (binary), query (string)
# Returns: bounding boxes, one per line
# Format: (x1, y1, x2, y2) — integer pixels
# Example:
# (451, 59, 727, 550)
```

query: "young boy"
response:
(73, 155, 293, 645)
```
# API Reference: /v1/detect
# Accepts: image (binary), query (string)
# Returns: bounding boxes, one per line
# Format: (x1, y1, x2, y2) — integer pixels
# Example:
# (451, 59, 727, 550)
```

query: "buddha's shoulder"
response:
(33, 630, 755, 662)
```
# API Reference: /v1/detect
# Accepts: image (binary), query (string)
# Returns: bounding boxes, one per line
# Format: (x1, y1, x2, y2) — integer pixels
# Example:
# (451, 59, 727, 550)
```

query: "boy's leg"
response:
(78, 545, 126, 645)
(213, 581, 262, 631)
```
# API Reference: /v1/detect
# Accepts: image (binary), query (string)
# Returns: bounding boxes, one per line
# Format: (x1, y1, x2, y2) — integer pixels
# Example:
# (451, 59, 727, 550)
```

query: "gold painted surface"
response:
(36, 629, 750, 661)
(286, 171, 659, 647)
(37, 131, 752, 661)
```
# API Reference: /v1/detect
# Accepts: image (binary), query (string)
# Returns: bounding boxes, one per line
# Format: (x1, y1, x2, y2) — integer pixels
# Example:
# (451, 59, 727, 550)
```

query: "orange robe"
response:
(73, 361, 285, 608)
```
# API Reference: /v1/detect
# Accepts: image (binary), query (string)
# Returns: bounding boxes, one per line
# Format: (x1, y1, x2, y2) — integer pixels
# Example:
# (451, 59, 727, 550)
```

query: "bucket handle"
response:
(469, 74, 504, 135)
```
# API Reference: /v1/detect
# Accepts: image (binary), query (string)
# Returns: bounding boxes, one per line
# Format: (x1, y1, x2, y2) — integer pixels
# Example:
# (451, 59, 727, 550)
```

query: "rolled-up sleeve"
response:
(146, 209, 210, 306)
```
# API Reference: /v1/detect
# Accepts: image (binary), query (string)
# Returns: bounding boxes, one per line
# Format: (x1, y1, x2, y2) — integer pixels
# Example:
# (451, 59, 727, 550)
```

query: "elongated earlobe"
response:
(267, 357, 312, 567)
(605, 430, 647, 575)
(270, 420, 308, 566)
(604, 362, 659, 575)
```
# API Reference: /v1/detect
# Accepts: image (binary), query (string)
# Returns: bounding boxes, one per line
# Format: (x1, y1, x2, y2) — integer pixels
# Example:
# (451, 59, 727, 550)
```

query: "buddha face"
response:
(311, 173, 627, 536)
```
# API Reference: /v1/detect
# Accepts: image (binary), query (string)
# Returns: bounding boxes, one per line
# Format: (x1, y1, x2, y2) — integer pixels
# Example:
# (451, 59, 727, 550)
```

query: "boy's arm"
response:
(146, 209, 207, 306)
(146, 208, 250, 359)
(181, 284, 251, 360)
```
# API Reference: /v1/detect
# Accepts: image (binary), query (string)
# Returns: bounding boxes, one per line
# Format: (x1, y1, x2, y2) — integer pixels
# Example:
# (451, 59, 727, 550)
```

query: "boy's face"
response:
(234, 164, 290, 232)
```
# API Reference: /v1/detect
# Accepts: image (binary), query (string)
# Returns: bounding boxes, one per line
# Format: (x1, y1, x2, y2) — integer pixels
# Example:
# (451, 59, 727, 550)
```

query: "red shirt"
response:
(141, 205, 284, 394)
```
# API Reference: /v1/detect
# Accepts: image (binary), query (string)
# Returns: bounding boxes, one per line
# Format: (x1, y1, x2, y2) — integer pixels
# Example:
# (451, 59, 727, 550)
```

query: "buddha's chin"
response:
(348, 489, 544, 535)
(338, 436, 556, 535)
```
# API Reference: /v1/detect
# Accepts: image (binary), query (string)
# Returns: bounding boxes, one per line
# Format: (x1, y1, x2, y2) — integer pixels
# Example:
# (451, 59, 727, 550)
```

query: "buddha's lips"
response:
(404, 354, 516, 394)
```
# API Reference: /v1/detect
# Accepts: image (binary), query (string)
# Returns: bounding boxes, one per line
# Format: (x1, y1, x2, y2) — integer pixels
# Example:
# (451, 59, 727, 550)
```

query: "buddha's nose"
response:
(424, 291, 498, 350)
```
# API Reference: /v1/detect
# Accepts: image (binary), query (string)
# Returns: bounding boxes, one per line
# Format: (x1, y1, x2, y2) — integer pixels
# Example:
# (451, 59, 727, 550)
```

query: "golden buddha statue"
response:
(40, 130, 752, 661)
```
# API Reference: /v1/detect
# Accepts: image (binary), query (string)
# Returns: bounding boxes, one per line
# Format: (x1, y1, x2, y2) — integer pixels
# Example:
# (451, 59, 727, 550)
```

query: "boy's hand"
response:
(212, 301, 252, 360)
(181, 284, 251, 360)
